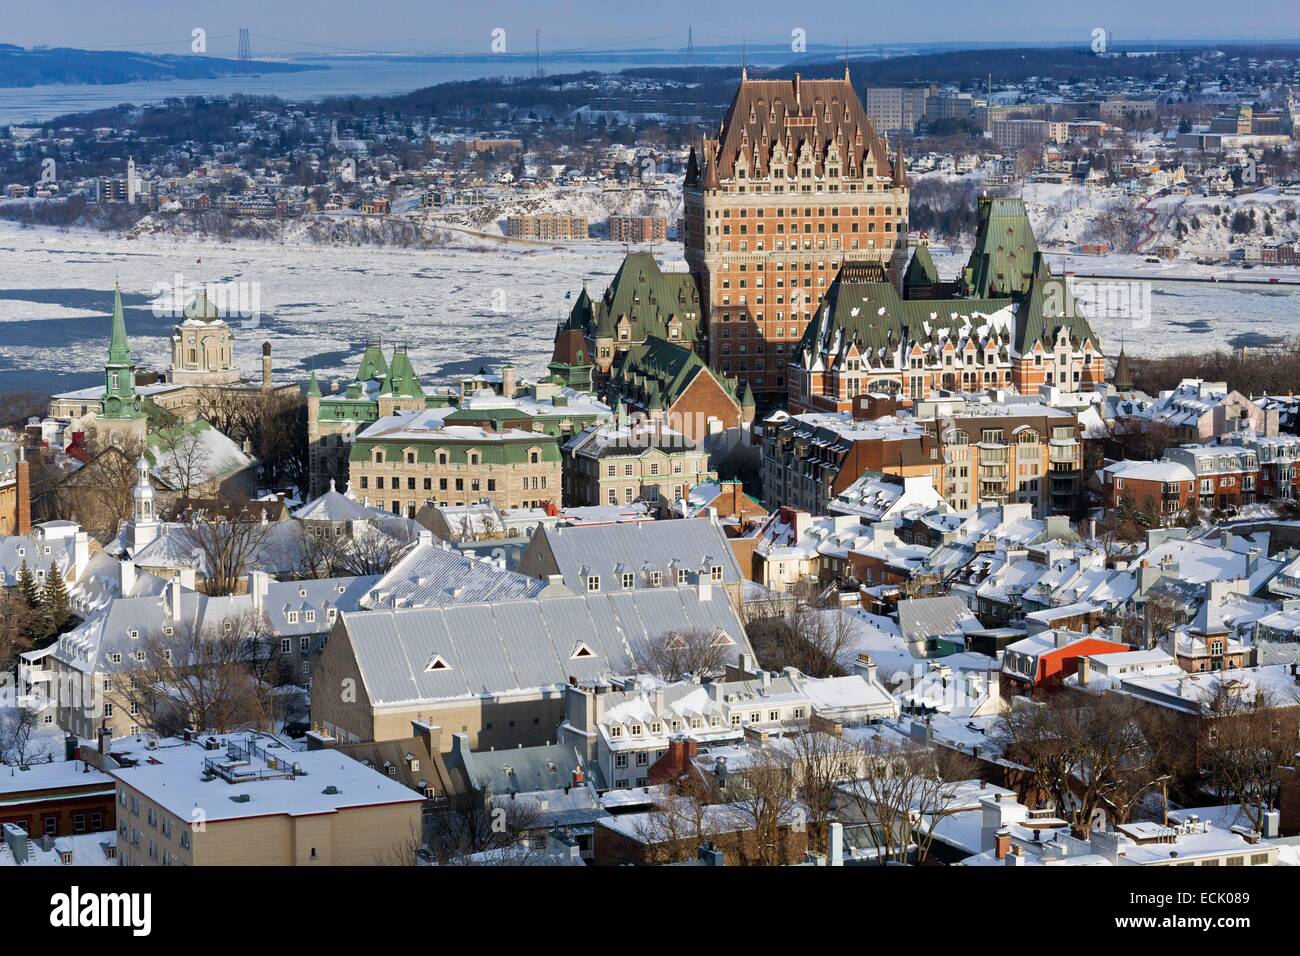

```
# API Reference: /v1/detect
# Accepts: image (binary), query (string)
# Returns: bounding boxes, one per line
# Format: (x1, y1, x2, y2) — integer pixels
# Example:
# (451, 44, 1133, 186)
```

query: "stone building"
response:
(348, 416, 562, 516)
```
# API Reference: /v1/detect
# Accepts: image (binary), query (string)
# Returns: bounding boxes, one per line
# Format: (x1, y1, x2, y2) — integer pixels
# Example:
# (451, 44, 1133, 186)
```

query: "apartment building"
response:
(864, 85, 932, 133)
(760, 408, 938, 514)
(107, 733, 423, 865)
(1163, 444, 1259, 511)
(1102, 459, 1197, 525)
(505, 214, 589, 240)
(923, 399, 1084, 517)
(608, 215, 668, 244)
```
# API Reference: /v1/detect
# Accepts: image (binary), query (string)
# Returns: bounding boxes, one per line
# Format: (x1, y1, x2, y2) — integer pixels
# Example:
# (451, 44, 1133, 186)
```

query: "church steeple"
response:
(130, 454, 158, 552)
(101, 284, 145, 421)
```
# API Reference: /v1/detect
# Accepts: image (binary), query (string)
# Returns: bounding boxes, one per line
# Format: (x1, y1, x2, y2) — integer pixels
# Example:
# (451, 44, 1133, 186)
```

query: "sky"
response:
(4, 0, 1299, 57)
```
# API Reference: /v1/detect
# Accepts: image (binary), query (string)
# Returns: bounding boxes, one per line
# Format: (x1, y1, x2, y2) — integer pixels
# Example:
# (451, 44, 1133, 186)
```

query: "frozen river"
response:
(1, 222, 1299, 394)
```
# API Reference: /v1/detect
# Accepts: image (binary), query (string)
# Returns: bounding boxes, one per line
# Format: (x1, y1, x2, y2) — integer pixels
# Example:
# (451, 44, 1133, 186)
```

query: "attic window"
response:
(711, 630, 737, 648)
(425, 654, 451, 672)
(571, 642, 596, 660)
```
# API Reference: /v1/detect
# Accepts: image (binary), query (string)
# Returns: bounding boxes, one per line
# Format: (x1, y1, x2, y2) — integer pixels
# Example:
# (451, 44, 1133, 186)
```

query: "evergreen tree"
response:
(40, 561, 71, 637)
(16, 560, 40, 609)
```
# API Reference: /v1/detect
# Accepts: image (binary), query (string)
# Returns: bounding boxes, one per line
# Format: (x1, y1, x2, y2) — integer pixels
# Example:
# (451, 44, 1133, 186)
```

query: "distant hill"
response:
(0, 44, 317, 87)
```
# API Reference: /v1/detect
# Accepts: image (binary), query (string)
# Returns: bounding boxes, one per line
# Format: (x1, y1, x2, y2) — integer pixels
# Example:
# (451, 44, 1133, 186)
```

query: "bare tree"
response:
(116, 610, 275, 736)
(722, 744, 803, 866)
(999, 693, 1162, 837)
(427, 782, 544, 864)
(153, 427, 211, 502)
(633, 627, 732, 682)
(0, 708, 52, 767)
(745, 586, 856, 678)
(1199, 685, 1300, 833)
(838, 735, 978, 865)
(784, 729, 864, 848)
(183, 505, 271, 596)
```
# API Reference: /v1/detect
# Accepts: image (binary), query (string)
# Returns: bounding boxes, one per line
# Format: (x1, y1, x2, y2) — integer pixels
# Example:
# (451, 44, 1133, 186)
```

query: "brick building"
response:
(608, 215, 669, 244)
(683, 69, 911, 403)
(1102, 459, 1196, 525)
(1163, 444, 1259, 512)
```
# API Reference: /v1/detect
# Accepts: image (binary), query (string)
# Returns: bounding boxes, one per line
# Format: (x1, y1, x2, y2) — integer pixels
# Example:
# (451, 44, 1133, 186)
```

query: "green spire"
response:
(108, 284, 130, 365)
(740, 381, 755, 408)
(101, 284, 144, 420)
(307, 370, 322, 398)
(356, 341, 389, 382)
(379, 348, 423, 399)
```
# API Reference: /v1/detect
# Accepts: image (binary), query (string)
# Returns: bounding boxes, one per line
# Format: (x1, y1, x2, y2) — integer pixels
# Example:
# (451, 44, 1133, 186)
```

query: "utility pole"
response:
(238, 28, 251, 62)
(535, 30, 541, 80)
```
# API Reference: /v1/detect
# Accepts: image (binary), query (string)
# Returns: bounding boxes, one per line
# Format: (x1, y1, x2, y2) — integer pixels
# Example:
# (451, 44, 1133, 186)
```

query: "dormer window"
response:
(425, 654, 451, 672)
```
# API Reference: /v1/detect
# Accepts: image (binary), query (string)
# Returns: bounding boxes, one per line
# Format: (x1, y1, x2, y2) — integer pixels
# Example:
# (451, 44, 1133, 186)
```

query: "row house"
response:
(1221, 432, 1300, 500)
(1163, 444, 1259, 512)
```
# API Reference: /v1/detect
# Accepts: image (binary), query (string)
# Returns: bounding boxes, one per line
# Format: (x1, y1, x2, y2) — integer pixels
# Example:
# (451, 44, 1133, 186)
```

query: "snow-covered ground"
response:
(0, 220, 667, 393)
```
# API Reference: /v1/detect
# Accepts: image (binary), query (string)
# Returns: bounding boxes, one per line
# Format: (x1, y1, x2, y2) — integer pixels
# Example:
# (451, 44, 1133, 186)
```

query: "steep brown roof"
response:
(709, 73, 889, 182)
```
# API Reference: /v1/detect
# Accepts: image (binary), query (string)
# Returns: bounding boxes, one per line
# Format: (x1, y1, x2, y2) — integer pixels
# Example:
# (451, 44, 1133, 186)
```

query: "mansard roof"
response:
(710, 73, 890, 182)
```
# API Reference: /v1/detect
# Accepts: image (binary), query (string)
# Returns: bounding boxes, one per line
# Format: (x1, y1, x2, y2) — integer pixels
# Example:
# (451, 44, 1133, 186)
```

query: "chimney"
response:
(855, 652, 879, 686)
(1077, 654, 1091, 687)
(828, 822, 844, 866)
(169, 572, 183, 615)
(15, 448, 31, 535)
(97, 724, 112, 755)
(248, 569, 270, 612)
(995, 830, 1011, 861)
(261, 341, 273, 390)
(119, 559, 136, 596)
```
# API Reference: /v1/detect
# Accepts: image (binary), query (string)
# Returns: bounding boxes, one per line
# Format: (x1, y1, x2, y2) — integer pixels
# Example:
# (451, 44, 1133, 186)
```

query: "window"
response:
(710, 565, 723, 583)
(615, 753, 628, 768)
(281, 638, 292, 654)
(621, 572, 635, 589)
(586, 575, 600, 593)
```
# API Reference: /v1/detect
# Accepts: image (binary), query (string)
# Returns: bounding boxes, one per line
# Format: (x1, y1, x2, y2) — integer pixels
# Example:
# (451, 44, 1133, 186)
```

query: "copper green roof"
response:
(378, 348, 424, 399)
(108, 285, 130, 365)
(307, 371, 322, 397)
(1015, 253, 1102, 354)
(579, 252, 700, 344)
(610, 336, 738, 409)
(963, 197, 1041, 298)
(356, 342, 389, 382)
(902, 243, 940, 291)
(801, 262, 1014, 363)
(101, 285, 144, 420)
(183, 288, 222, 321)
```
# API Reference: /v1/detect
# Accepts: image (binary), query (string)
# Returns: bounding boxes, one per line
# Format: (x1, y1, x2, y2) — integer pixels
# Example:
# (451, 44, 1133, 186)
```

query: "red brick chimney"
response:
(15, 449, 31, 535)
(648, 737, 698, 785)
(995, 830, 1011, 861)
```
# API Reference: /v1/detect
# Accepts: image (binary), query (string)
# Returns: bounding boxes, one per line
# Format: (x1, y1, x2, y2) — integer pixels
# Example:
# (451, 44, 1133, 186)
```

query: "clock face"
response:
(106, 397, 121, 414)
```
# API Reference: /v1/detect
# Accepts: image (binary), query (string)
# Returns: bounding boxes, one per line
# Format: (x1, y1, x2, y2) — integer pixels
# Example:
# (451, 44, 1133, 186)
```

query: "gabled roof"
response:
(534, 517, 744, 594)
(610, 336, 739, 409)
(340, 588, 753, 707)
(585, 253, 700, 344)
